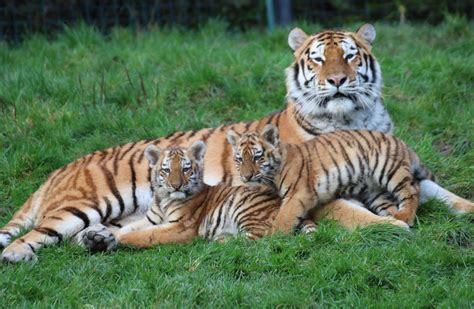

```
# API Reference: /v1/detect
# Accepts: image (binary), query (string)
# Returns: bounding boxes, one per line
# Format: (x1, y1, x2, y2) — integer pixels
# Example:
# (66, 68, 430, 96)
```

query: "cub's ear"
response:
(356, 23, 376, 46)
(262, 124, 279, 147)
(288, 27, 308, 51)
(188, 140, 207, 163)
(144, 145, 161, 166)
(226, 129, 241, 149)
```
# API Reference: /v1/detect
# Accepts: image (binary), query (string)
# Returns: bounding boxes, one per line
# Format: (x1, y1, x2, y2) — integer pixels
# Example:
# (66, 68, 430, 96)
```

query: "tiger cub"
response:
(227, 125, 451, 233)
(83, 141, 283, 251)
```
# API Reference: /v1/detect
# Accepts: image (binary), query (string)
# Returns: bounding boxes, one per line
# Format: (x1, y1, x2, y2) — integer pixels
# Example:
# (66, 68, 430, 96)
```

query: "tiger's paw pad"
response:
(82, 226, 117, 252)
(0, 232, 12, 248)
(2, 245, 37, 263)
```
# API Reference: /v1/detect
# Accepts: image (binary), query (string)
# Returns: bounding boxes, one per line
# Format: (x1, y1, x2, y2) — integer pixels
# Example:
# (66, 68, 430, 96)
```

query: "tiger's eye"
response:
(183, 167, 191, 173)
(162, 168, 170, 173)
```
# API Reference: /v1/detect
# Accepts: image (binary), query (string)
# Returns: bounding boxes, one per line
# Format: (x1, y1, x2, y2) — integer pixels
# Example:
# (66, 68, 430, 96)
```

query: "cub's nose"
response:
(327, 75, 347, 87)
(241, 173, 254, 182)
(170, 180, 182, 190)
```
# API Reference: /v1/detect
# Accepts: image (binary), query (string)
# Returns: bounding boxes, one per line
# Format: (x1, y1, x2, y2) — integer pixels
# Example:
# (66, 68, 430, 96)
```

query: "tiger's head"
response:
(144, 141, 206, 200)
(286, 24, 381, 118)
(227, 125, 281, 186)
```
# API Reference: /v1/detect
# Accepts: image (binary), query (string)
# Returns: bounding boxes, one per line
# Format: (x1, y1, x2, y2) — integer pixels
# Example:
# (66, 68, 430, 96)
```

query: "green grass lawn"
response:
(0, 20, 473, 306)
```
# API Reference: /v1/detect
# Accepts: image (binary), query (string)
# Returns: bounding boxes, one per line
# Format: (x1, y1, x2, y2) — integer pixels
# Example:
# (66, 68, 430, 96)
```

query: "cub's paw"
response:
(299, 220, 317, 235)
(393, 211, 415, 227)
(82, 225, 117, 252)
(0, 232, 12, 248)
(2, 244, 37, 263)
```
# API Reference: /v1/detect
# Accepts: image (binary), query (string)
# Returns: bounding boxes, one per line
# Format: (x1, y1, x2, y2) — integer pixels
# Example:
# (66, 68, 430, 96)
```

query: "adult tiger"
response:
(1, 24, 470, 262)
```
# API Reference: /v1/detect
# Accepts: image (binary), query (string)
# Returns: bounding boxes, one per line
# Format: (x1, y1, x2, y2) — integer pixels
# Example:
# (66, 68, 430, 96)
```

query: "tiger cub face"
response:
(227, 125, 281, 186)
(286, 24, 381, 117)
(144, 141, 206, 200)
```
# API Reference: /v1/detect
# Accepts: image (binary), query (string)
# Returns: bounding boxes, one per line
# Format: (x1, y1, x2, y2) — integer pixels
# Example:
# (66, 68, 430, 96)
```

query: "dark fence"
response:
(1, 0, 472, 42)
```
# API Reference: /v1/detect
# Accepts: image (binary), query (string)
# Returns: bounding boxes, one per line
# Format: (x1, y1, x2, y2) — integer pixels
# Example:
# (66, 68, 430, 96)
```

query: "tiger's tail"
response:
(409, 149, 474, 213)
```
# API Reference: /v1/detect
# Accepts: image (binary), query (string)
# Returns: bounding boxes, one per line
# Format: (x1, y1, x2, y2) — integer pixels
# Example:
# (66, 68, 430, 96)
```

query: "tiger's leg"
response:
(420, 180, 474, 213)
(387, 172, 420, 227)
(0, 194, 40, 248)
(82, 215, 161, 252)
(273, 192, 317, 234)
(2, 204, 102, 262)
(117, 223, 197, 248)
(312, 199, 409, 230)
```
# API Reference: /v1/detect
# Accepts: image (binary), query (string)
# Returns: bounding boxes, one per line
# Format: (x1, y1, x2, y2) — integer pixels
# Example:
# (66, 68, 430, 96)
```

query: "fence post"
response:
(266, 0, 276, 32)
(266, 0, 292, 32)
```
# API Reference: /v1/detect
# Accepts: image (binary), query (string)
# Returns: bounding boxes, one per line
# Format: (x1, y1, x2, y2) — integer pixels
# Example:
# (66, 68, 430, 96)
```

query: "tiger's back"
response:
(228, 126, 441, 231)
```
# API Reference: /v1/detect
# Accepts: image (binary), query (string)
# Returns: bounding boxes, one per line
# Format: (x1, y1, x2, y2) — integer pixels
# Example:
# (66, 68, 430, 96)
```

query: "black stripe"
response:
(34, 227, 63, 241)
(146, 214, 158, 225)
(169, 131, 186, 144)
(27, 243, 36, 253)
(103, 197, 113, 222)
(0, 231, 12, 236)
(378, 137, 391, 185)
(101, 166, 126, 216)
(129, 152, 139, 212)
(168, 215, 185, 223)
(293, 62, 301, 89)
(368, 54, 377, 83)
(201, 128, 217, 143)
(392, 176, 412, 194)
(63, 207, 90, 228)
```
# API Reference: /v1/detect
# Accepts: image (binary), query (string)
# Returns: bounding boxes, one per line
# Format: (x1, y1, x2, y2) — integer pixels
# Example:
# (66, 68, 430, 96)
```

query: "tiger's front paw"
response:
(2, 244, 37, 263)
(82, 225, 117, 252)
(299, 220, 317, 235)
(0, 232, 12, 248)
(393, 210, 415, 227)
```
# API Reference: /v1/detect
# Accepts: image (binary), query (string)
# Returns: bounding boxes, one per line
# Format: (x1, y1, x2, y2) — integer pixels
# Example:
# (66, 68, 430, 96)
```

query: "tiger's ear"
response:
(227, 129, 241, 149)
(144, 145, 161, 166)
(262, 124, 279, 147)
(188, 140, 207, 163)
(356, 24, 376, 46)
(288, 27, 308, 52)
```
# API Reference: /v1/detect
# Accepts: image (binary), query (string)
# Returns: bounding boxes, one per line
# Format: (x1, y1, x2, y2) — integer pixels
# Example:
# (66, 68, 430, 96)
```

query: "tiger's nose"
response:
(327, 75, 347, 87)
(241, 172, 254, 182)
(170, 180, 182, 190)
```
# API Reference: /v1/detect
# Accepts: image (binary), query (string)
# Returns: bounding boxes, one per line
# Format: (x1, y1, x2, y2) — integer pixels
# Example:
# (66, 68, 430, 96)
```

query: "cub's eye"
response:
(235, 154, 242, 162)
(345, 54, 355, 61)
(162, 168, 170, 174)
(313, 57, 324, 64)
(253, 152, 263, 160)
(183, 167, 191, 173)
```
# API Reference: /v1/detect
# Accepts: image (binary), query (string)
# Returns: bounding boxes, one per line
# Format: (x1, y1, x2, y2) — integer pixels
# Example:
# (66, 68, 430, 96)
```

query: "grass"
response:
(0, 20, 473, 307)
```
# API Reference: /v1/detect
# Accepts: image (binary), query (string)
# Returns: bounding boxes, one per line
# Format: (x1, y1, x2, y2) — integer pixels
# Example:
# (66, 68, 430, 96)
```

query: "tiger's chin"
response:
(241, 180, 262, 186)
(324, 97, 356, 116)
(169, 192, 187, 200)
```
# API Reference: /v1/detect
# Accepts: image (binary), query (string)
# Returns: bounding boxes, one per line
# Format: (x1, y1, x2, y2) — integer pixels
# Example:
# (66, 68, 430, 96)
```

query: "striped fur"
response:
(2, 24, 472, 262)
(228, 125, 473, 233)
(83, 142, 281, 249)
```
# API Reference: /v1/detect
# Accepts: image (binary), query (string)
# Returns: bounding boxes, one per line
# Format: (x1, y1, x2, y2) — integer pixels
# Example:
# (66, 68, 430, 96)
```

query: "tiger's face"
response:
(286, 24, 381, 117)
(227, 125, 281, 186)
(144, 141, 206, 200)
